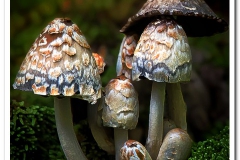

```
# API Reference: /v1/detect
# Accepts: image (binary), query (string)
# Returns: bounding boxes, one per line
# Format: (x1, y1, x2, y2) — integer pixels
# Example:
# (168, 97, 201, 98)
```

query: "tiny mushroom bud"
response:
(102, 75, 139, 160)
(157, 128, 193, 160)
(120, 140, 152, 160)
(12, 18, 103, 160)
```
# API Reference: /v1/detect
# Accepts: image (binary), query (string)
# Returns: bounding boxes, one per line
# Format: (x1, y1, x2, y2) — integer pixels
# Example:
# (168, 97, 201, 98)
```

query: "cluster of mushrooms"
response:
(13, 0, 228, 159)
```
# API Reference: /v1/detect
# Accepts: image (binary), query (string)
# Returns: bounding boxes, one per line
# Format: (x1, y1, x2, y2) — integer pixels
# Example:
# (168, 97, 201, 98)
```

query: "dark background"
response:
(10, 0, 229, 143)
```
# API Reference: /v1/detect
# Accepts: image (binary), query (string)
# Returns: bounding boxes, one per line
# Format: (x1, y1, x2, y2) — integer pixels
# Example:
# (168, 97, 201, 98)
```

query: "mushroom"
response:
(119, 0, 228, 159)
(101, 75, 139, 160)
(157, 128, 193, 160)
(120, 140, 152, 160)
(12, 18, 102, 160)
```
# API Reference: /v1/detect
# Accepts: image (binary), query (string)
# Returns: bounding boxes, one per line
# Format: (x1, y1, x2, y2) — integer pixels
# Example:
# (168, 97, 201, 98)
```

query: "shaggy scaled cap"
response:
(132, 18, 191, 83)
(13, 18, 101, 104)
(102, 75, 139, 130)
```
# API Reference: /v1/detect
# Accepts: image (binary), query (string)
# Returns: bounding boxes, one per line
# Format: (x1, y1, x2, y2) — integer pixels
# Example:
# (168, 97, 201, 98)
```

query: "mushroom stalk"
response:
(87, 101, 115, 155)
(146, 82, 166, 159)
(54, 97, 87, 160)
(114, 128, 128, 160)
(166, 83, 187, 130)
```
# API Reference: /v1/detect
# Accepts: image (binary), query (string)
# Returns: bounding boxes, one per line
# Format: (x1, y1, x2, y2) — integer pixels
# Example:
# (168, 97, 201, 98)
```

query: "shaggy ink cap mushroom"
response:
(12, 17, 101, 104)
(120, 0, 228, 37)
(12, 17, 102, 160)
(102, 75, 139, 160)
(131, 18, 191, 159)
(102, 75, 139, 129)
(120, 140, 152, 160)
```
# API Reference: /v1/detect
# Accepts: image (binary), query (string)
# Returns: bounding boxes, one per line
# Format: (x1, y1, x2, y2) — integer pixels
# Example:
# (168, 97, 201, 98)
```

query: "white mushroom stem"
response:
(114, 128, 128, 160)
(54, 97, 87, 160)
(145, 82, 166, 160)
(87, 101, 115, 155)
(166, 83, 187, 130)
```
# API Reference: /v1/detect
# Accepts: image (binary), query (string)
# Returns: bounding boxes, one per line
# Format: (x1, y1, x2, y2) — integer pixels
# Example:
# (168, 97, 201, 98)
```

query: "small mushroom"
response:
(102, 75, 139, 160)
(157, 128, 193, 160)
(12, 18, 102, 160)
(120, 140, 152, 160)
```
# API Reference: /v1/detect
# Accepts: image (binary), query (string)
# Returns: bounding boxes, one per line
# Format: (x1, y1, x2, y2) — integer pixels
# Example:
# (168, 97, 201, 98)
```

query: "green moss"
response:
(10, 100, 111, 160)
(188, 125, 229, 160)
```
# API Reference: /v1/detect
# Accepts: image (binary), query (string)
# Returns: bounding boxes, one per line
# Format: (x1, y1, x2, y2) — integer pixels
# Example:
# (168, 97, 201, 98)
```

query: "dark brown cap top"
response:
(120, 0, 228, 37)
(12, 18, 101, 104)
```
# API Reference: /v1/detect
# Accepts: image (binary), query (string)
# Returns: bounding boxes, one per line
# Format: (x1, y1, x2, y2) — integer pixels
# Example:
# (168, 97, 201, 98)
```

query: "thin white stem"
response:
(145, 82, 166, 160)
(87, 101, 115, 155)
(166, 83, 187, 130)
(54, 97, 87, 160)
(114, 128, 128, 160)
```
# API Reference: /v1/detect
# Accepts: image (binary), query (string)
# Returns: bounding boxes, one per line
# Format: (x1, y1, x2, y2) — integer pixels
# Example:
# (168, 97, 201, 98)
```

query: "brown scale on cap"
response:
(120, 140, 151, 160)
(92, 53, 106, 74)
(102, 75, 139, 129)
(132, 18, 192, 83)
(12, 18, 101, 104)
(116, 34, 139, 79)
(120, 0, 228, 37)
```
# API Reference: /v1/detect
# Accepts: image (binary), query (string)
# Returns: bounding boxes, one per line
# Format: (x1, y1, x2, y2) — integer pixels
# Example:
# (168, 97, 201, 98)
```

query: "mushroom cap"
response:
(157, 128, 192, 160)
(132, 19, 192, 83)
(116, 34, 139, 79)
(102, 75, 139, 129)
(120, 140, 152, 160)
(12, 18, 101, 104)
(120, 0, 228, 37)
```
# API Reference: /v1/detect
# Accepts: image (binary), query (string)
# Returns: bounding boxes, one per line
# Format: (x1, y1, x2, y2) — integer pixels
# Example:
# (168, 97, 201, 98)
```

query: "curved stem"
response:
(87, 101, 115, 155)
(54, 97, 87, 160)
(166, 83, 187, 130)
(145, 82, 166, 160)
(114, 128, 128, 160)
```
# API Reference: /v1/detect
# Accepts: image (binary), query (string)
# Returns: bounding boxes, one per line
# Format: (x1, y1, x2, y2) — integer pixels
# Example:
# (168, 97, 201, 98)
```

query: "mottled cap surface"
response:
(120, 0, 228, 37)
(132, 19, 192, 83)
(12, 18, 101, 104)
(120, 140, 151, 160)
(116, 34, 139, 79)
(102, 75, 139, 129)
